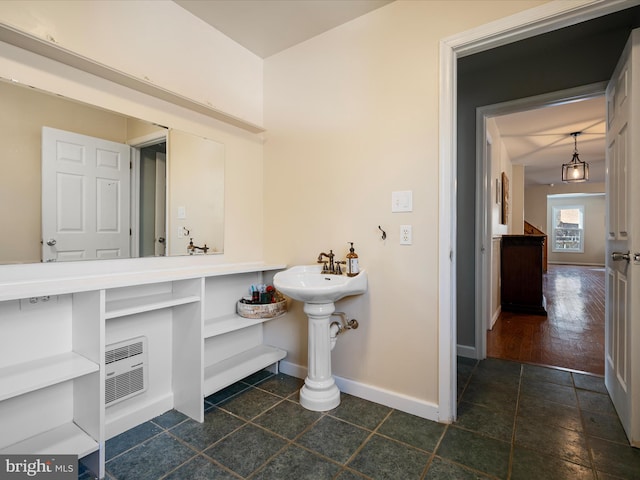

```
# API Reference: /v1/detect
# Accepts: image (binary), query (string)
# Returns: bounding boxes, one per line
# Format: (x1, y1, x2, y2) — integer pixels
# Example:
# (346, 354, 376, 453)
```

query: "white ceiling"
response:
(493, 97, 606, 185)
(174, 0, 393, 58)
(173, 0, 606, 187)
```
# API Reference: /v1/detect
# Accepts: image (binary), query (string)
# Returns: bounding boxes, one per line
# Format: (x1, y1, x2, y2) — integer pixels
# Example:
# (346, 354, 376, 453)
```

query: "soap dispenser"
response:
(346, 242, 359, 277)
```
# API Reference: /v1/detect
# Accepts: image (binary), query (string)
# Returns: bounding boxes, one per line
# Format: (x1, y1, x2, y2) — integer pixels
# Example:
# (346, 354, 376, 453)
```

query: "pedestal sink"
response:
(274, 265, 367, 411)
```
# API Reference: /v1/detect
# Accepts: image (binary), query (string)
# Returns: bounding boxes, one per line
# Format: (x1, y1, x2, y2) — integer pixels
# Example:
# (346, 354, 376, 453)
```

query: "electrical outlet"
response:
(400, 225, 412, 245)
(19, 295, 58, 310)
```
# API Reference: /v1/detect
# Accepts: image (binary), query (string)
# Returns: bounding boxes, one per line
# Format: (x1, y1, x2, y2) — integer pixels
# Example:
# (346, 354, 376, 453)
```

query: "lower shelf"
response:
(1, 422, 99, 458)
(0, 352, 99, 402)
(204, 345, 287, 397)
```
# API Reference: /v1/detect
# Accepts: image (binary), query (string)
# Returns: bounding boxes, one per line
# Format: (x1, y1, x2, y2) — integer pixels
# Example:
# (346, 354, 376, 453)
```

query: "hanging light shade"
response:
(562, 132, 589, 182)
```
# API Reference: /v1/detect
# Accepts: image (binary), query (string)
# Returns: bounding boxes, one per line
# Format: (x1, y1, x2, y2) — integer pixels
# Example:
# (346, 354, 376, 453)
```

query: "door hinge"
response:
(130, 228, 132, 236)
(130, 161, 132, 169)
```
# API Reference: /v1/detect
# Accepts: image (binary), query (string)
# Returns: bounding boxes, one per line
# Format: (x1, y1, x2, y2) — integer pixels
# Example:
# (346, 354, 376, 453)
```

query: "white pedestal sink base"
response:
(300, 302, 340, 411)
(300, 380, 340, 411)
(273, 266, 368, 412)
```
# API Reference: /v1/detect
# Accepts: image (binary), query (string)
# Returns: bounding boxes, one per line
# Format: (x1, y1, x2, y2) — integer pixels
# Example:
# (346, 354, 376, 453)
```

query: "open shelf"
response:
(204, 313, 285, 338)
(204, 345, 286, 396)
(0, 352, 99, 402)
(105, 292, 200, 319)
(0, 262, 289, 479)
(1, 422, 99, 458)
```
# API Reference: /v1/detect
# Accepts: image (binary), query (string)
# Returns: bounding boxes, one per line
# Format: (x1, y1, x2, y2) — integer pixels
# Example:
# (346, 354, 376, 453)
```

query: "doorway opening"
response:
(443, 0, 640, 441)
(129, 134, 167, 258)
(475, 87, 607, 376)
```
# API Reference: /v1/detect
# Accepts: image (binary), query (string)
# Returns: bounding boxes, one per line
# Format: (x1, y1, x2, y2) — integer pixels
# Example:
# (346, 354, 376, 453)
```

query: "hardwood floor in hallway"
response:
(487, 264, 605, 375)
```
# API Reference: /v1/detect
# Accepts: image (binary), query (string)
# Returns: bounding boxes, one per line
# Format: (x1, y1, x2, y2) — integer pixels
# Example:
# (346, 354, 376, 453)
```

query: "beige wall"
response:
(168, 130, 225, 255)
(526, 183, 606, 266)
(525, 183, 606, 232)
(263, 0, 547, 405)
(0, 0, 550, 414)
(487, 117, 516, 236)
(0, 82, 128, 263)
(0, 0, 263, 126)
(511, 166, 525, 234)
(486, 117, 524, 327)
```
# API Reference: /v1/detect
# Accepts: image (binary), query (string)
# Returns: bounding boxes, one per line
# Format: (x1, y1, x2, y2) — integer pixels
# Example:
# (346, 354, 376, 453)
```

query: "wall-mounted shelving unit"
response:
(105, 292, 201, 319)
(0, 263, 286, 480)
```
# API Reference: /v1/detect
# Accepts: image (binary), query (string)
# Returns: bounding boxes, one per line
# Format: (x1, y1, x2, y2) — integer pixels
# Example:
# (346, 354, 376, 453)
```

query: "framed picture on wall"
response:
(501, 171, 509, 225)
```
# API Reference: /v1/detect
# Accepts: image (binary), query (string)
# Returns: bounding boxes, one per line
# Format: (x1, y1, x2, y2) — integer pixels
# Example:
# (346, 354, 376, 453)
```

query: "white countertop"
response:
(0, 257, 286, 301)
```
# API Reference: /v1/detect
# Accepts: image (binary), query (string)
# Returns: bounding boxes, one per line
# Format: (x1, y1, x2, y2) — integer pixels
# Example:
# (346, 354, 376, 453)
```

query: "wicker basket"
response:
(237, 297, 287, 319)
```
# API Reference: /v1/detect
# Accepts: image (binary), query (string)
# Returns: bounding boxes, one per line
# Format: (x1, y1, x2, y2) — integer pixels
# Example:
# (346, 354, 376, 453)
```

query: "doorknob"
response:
(611, 251, 630, 262)
(158, 237, 166, 244)
(46, 238, 57, 246)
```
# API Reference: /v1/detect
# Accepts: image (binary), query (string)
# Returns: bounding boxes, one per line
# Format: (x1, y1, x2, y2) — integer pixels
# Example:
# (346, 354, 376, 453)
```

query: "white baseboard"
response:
(456, 344, 477, 359)
(490, 306, 501, 329)
(548, 261, 605, 267)
(278, 360, 440, 422)
(105, 392, 173, 439)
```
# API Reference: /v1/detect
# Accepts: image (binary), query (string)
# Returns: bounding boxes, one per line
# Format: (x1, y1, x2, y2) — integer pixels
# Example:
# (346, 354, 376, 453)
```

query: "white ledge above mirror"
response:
(0, 22, 265, 134)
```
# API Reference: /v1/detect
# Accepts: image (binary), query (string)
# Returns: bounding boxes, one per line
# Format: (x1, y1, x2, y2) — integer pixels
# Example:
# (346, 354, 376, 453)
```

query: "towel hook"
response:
(378, 225, 387, 240)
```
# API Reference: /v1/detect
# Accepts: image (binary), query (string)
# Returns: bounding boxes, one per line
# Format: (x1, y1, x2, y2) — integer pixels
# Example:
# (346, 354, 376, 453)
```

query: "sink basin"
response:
(274, 265, 367, 304)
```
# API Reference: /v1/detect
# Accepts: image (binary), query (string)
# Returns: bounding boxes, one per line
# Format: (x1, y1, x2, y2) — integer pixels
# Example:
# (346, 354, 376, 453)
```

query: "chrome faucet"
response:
(317, 250, 335, 273)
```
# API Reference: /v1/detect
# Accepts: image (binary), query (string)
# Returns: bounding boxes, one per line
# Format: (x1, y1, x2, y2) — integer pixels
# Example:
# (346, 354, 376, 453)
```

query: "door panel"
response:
(42, 127, 131, 262)
(57, 173, 84, 232)
(605, 29, 639, 446)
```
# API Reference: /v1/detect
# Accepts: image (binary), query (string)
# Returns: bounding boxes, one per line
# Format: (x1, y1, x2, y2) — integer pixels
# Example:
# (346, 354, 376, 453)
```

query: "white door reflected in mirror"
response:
(42, 127, 131, 262)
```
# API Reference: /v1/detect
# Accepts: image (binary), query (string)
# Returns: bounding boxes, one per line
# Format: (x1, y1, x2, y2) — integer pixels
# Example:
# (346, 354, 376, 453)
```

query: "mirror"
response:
(0, 78, 224, 264)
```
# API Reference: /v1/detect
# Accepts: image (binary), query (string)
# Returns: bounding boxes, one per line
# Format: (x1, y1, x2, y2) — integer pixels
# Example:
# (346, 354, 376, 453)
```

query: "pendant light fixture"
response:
(562, 132, 589, 183)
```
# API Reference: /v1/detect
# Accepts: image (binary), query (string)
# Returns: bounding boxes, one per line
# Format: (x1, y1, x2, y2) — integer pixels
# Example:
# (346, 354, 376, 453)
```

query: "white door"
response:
(605, 28, 640, 447)
(42, 127, 131, 262)
(154, 152, 167, 256)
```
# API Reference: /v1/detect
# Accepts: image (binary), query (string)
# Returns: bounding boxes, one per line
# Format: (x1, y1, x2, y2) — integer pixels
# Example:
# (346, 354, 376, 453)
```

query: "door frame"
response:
(128, 132, 168, 258)
(474, 82, 608, 361)
(438, 0, 634, 422)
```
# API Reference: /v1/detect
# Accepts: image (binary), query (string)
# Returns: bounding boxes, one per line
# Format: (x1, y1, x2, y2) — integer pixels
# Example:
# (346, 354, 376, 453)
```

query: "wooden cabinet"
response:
(501, 235, 547, 315)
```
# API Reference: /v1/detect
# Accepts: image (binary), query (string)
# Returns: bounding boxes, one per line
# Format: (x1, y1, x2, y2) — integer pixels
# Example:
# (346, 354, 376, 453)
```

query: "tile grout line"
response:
(331, 408, 395, 479)
(506, 363, 524, 480)
(420, 358, 478, 479)
(245, 400, 330, 479)
(573, 371, 602, 479)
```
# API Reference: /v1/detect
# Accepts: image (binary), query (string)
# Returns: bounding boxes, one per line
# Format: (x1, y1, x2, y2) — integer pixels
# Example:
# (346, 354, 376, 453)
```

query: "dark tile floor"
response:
(81, 358, 640, 479)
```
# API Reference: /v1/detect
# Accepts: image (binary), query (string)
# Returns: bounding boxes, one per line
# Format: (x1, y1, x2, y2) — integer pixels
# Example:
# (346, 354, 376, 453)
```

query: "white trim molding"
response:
(0, 23, 265, 134)
(278, 361, 439, 421)
(438, 0, 636, 424)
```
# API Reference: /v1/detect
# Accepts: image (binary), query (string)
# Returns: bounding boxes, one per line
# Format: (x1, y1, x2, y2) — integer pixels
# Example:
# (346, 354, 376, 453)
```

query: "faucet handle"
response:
(335, 260, 346, 275)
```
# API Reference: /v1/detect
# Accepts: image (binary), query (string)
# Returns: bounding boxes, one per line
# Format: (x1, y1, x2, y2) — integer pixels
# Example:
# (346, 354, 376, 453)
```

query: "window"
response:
(552, 205, 584, 253)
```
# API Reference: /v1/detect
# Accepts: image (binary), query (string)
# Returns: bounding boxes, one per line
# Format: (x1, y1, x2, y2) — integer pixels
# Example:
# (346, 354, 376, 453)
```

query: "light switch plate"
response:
(392, 191, 413, 212)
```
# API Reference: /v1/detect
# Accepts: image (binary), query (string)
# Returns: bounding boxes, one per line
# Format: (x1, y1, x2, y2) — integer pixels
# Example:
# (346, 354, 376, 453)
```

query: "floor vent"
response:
(105, 337, 147, 406)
